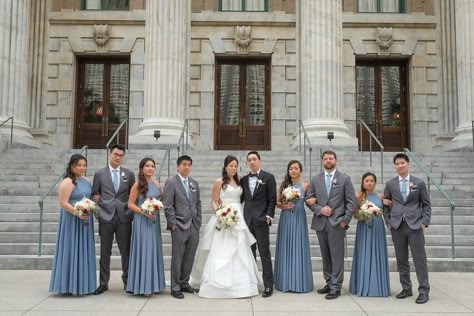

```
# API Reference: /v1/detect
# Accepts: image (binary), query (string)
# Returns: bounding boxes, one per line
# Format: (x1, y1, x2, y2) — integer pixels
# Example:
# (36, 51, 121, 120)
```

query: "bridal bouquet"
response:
(73, 197, 99, 226)
(281, 185, 301, 204)
(140, 197, 163, 223)
(215, 203, 240, 231)
(358, 200, 382, 228)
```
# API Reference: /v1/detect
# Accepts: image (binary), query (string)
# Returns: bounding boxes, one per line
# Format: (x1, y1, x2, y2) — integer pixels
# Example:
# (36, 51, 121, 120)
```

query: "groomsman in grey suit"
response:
(306, 150, 355, 299)
(384, 153, 431, 304)
(92, 144, 135, 295)
(164, 155, 202, 299)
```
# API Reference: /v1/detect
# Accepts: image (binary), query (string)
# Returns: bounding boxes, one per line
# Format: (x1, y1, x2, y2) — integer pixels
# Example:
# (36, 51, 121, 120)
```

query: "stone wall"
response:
(46, 11, 145, 148)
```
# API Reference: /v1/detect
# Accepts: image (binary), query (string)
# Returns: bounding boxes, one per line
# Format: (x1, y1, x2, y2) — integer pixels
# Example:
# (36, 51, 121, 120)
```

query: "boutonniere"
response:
(189, 181, 197, 192)
(121, 172, 128, 182)
(331, 178, 338, 187)
(409, 182, 418, 192)
(256, 178, 265, 189)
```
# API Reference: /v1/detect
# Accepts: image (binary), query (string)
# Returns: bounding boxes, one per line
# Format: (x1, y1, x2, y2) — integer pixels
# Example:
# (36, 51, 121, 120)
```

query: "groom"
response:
(384, 153, 431, 304)
(163, 155, 202, 299)
(241, 151, 276, 298)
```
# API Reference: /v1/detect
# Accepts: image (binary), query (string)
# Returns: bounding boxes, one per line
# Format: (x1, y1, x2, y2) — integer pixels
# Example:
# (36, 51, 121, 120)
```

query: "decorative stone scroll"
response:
(93, 24, 111, 47)
(376, 27, 393, 56)
(235, 26, 252, 52)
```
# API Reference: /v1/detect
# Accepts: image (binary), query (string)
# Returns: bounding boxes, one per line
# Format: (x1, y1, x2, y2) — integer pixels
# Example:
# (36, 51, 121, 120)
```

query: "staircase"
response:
(0, 148, 473, 271)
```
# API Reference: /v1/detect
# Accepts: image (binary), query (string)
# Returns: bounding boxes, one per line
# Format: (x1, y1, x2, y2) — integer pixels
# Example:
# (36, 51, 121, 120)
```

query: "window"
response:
(82, 0, 129, 10)
(219, 0, 268, 12)
(358, 0, 405, 13)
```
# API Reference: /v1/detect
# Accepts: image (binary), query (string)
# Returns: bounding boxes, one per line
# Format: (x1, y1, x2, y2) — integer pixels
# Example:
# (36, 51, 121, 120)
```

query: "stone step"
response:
(1, 255, 473, 272)
(3, 242, 472, 259)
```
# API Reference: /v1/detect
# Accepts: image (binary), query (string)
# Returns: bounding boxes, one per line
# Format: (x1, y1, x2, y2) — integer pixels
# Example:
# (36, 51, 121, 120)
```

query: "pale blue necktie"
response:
(325, 174, 332, 195)
(183, 178, 190, 199)
(112, 169, 120, 193)
(401, 178, 408, 202)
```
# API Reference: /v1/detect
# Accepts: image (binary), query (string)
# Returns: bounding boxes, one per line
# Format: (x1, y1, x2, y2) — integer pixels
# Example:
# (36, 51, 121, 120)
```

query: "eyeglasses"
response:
(112, 153, 125, 158)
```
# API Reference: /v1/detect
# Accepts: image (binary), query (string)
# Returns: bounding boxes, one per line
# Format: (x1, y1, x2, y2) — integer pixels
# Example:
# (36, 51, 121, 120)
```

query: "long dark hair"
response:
(64, 154, 87, 185)
(279, 160, 302, 195)
(138, 158, 156, 198)
(222, 155, 240, 189)
(359, 172, 377, 202)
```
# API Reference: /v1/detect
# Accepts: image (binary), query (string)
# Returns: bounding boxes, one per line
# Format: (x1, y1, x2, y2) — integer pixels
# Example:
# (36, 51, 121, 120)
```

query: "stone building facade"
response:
(0, 0, 472, 151)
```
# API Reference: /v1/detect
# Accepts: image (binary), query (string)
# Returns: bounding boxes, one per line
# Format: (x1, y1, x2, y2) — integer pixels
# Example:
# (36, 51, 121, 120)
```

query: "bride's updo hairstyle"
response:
(64, 154, 87, 186)
(221, 155, 240, 189)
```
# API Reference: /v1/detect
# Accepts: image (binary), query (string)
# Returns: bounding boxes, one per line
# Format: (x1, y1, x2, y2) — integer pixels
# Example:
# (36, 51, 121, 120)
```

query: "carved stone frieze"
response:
(93, 24, 111, 47)
(234, 26, 252, 52)
(376, 27, 393, 56)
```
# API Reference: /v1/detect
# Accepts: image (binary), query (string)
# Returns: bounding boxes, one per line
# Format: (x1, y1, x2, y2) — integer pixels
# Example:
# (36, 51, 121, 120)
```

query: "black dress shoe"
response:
(396, 289, 413, 299)
(181, 286, 199, 293)
(317, 285, 331, 294)
(123, 283, 127, 291)
(262, 287, 273, 298)
(416, 293, 429, 304)
(94, 285, 108, 295)
(325, 290, 341, 300)
(171, 290, 184, 299)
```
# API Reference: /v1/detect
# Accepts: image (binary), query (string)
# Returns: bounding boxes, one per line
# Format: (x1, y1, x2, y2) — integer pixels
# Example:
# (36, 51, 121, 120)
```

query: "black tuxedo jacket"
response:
(241, 170, 277, 227)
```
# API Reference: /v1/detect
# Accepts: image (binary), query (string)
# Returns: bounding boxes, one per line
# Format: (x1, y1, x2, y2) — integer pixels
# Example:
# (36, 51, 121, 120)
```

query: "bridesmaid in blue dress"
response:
(126, 158, 166, 296)
(49, 154, 96, 295)
(274, 160, 313, 293)
(349, 172, 390, 297)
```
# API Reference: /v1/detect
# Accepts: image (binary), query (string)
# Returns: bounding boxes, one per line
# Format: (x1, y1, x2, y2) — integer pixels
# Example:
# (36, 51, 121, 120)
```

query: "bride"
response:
(190, 155, 263, 298)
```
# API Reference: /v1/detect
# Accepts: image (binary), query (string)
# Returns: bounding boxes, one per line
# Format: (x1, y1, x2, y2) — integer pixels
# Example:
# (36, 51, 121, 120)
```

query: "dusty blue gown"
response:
(274, 183, 313, 292)
(49, 177, 96, 295)
(349, 192, 390, 296)
(126, 182, 166, 295)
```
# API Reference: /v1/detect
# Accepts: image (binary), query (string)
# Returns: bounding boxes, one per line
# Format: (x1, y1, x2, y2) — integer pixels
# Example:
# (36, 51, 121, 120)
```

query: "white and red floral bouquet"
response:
(215, 203, 239, 231)
(73, 197, 99, 225)
(140, 197, 163, 223)
(358, 200, 382, 227)
(281, 185, 301, 204)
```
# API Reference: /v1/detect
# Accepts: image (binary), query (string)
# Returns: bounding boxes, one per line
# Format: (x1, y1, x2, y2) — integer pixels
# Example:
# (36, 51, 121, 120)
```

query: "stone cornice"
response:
(343, 13, 436, 28)
(48, 10, 145, 25)
(191, 11, 295, 27)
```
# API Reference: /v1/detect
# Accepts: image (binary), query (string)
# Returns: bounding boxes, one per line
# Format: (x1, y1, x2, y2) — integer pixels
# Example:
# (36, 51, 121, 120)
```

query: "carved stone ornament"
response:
(235, 26, 252, 52)
(93, 24, 111, 47)
(376, 27, 393, 56)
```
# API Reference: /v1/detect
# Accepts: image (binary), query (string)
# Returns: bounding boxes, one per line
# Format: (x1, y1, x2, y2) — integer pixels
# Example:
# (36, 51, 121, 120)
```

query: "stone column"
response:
(0, 0, 34, 145)
(451, 0, 474, 148)
(299, 0, 356, 146)
(130, 0, 190, 145)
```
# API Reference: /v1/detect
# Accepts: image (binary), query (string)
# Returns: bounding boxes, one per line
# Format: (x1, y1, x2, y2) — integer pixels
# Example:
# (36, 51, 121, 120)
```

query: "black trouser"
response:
(249, 222, 273, 288)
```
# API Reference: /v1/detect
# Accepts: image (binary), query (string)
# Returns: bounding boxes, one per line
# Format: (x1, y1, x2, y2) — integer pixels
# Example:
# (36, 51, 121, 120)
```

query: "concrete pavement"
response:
(1, 271, 473, 315)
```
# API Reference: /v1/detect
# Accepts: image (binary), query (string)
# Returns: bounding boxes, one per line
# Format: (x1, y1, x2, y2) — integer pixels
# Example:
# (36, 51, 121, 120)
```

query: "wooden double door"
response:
(74, 57, 130, 149)
(356, 60, 409, 151)
(214, 57, 271, 150)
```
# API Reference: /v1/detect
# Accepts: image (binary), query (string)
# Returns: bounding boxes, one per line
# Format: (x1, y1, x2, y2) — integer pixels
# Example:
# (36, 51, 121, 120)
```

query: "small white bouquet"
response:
(215, 203, 240, 231)
(73, 197, 99, 226)
(281, 185, 301, 204)
(140, 197, 163, 223)
(358, 200, 382, 228)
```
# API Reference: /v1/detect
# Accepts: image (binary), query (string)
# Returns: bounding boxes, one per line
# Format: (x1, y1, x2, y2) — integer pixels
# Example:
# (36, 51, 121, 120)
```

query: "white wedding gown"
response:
(190, 185, 263, 298)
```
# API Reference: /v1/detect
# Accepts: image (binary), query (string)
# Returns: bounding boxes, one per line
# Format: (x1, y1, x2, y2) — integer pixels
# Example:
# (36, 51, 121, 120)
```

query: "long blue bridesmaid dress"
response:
(274, 182, 313, 293)
(49, 177, 96, 295)
(349, 192, 390, 296)
(126, 181, 166, 295)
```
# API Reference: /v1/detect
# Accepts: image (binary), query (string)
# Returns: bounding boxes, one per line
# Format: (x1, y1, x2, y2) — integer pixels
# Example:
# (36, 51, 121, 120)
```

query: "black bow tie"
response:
(249, 173, 258, 178)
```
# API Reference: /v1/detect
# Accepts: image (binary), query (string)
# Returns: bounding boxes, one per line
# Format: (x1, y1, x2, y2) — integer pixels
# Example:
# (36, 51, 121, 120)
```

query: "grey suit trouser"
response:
(98, 213, 132, 287)
(391, 221, 430, 294)
(170, 224, 199, 292)
(316, 220, 346, 291)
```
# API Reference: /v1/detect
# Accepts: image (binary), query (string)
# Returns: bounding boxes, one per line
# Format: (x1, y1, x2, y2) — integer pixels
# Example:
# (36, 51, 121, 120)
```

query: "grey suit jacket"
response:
(163, 175, 202, 231)
(383, 175, 431, 230)
(306, 170, 356, 232)
(92, 166, 135, 223)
